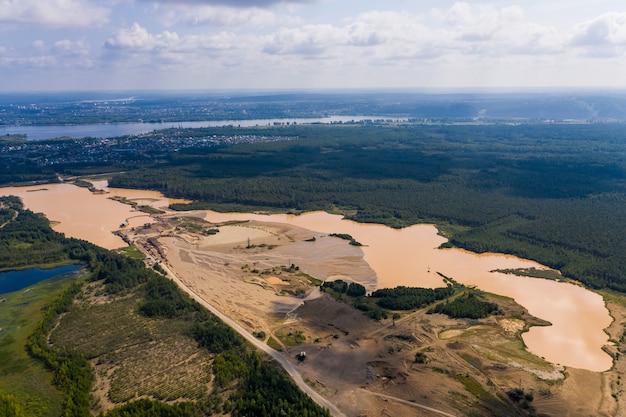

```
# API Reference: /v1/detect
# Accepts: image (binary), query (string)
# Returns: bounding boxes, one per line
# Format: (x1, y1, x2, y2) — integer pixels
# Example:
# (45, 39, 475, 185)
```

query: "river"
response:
(0, 182, 613, 372)
(0, 116, 399, 141)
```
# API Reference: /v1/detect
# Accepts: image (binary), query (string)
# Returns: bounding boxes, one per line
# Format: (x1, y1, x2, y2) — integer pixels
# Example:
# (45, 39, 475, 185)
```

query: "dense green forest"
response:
(102, 123, 626, 293)
(0, 196, 330, 417)
(427, 292, 503, 319)
(370, 286, 456, 310)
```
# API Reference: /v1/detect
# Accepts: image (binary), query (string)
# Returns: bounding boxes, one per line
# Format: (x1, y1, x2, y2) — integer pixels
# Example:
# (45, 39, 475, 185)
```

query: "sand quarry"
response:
(122, 212, 626, 417)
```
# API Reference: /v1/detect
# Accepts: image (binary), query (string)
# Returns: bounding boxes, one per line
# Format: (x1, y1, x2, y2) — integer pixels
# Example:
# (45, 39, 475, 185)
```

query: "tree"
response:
(347, 282, 366, 297)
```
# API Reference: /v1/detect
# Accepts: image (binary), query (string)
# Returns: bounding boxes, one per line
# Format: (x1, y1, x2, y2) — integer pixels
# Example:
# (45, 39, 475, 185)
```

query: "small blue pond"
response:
(0, 264, 83, 295)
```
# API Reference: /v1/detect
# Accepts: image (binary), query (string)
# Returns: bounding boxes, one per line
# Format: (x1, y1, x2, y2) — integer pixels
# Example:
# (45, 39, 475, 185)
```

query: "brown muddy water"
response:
(0, 184, 613, 372)
(0, 182, 179, 249)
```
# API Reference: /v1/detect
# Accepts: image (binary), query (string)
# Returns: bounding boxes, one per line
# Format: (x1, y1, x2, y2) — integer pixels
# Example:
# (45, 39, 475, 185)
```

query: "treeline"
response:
(98, 398, 220, 417)
(0, 159, 58, 185)
(428, 292, 502, 319)
(93, 252, 157, 295)
(139, 276, 204, 319)
(370, 286, 455, 310)
(25, 281, 92, 416)
(329, 233, 362, 246)
(225, 352, 330, 417)
(322, 279, 366, 297)
(0, 196, 68, 269)
(321, 279, 388, 319)
(0, 196, 18, 223)
(323, 279, 502, 321)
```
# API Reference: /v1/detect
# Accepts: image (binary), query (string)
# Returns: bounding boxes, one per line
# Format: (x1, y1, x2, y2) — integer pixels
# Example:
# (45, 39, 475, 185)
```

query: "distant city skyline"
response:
(1, 0, 625, 91)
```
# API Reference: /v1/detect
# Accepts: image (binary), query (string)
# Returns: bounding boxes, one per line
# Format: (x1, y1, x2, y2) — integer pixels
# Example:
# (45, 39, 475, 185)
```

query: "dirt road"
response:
(151, 250, 347, 417)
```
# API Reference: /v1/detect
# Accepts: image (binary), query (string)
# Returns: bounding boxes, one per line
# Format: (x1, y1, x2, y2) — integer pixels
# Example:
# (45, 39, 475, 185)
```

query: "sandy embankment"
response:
(152, 218, 377, 333)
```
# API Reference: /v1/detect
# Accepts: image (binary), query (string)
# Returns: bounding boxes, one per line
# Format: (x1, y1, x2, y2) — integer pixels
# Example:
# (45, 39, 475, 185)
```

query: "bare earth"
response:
(122, 212, 626, 417)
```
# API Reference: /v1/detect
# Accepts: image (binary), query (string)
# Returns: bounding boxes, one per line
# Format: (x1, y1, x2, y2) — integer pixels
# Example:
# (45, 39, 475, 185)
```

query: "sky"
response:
(1, 0, 625, 91)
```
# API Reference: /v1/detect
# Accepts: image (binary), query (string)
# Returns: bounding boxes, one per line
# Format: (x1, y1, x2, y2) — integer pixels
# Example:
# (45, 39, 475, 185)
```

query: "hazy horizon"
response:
(2, 87, 626, 96)
(2, 1, 626, 92)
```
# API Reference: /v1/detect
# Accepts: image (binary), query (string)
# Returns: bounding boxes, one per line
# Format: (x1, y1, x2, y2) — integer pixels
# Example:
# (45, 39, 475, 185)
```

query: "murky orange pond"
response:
(0, 184, 613, 372)
(200, 210, 613, 372)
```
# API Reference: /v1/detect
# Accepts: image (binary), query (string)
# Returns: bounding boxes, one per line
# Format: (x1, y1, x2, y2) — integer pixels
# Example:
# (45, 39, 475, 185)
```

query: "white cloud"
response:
(104, 23, 246, 55)
(32, 40, 46, 50)
(4, 0, 626, 90)
(54, 39, 90, 57)
(102, 23, 253, 70)
(0, 0, 109, 27)
(259, 5, 566, 64)
(262, 24, 344, 56)
(570, 12, 626, 57)
(443, 2, 525, 31)
(0, 51, 89, 72)
(158, 4, 278, 28)
(105, 23, 179, 51)
(0, 41, 94, 70)
(346, 11, 448, 60)
(91, 4, 626, 79)
(145, 0, 320, 8)
(435, 3, 565, 56)
(176, 32, 239, 52)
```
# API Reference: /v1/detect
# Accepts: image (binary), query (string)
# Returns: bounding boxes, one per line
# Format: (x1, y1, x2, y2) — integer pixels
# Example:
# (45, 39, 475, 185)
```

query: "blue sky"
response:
(1, 0, 625, 91)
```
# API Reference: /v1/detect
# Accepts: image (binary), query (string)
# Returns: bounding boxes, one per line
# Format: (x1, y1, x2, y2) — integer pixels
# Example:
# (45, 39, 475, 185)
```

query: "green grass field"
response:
(0, 274, 77, 417)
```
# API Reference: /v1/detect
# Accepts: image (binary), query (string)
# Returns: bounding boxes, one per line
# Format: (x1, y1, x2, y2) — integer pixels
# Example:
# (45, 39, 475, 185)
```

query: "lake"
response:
(0, 264, 83, 295)
(0, 182, 614, 372)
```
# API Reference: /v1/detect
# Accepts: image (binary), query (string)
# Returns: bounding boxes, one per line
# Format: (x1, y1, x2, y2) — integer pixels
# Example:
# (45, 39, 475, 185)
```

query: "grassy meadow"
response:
(0, 274, 77, 417)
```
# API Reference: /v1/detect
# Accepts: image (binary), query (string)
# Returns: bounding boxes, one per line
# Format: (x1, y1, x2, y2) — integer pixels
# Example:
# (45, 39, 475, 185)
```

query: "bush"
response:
(414, 352, 428, 364)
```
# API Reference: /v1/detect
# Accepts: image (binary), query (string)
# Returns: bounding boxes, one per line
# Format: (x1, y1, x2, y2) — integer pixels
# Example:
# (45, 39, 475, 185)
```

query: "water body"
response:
(0, 183, 185, 249)
(198, 210, 614, 372)
(0, 183, 613, 372)
(0, 116, 398, 141)
(0, 264, 82, 295)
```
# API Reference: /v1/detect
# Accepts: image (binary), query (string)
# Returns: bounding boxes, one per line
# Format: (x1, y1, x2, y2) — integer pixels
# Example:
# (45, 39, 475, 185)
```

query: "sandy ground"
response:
(123, 213, 625, 417)
(133, 216, 377, 336)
